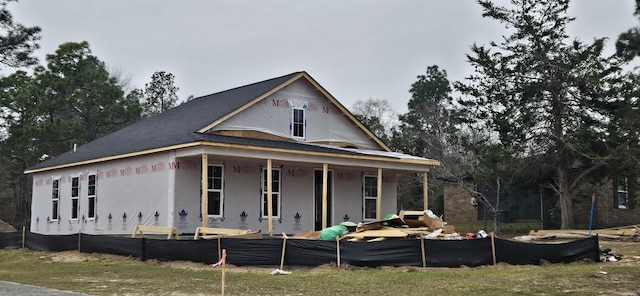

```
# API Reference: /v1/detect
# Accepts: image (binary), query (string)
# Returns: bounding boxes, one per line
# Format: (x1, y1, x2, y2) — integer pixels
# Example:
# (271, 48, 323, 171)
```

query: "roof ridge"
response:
(191, 71, 303, 101)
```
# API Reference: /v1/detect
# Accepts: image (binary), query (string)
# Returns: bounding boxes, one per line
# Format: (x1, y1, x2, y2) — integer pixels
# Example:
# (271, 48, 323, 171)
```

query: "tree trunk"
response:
(558, 165, 574, 229)
(552, 85, 574, 229)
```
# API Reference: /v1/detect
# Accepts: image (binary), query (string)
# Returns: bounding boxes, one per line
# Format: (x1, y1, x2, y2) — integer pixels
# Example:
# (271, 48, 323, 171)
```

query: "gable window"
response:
(71, 176, 79, 220)
(87, 174, 97, 219)
(261, 168, 281, 218)
(207, 165, 224, 217)
(291, 107, 305, 139)
(363, 175, 378, 220)
(51, 179, 60, 221)
(616, 177, 629, 209)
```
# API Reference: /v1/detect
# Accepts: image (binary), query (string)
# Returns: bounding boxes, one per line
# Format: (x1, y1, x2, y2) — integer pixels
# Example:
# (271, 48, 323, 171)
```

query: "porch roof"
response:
(26, 131, 439, 174)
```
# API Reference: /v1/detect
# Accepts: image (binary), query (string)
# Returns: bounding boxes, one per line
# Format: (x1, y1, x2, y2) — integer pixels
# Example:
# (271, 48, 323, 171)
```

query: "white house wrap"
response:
(26, 72, 440, 236)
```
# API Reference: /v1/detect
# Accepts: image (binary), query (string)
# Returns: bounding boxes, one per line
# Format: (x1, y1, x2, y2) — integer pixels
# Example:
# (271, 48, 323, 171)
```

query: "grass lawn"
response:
(1, 248, 639, 295)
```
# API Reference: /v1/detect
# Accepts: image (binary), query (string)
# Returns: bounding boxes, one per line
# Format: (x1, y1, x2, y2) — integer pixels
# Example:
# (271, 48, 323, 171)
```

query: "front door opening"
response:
(314, 169, 333, 231)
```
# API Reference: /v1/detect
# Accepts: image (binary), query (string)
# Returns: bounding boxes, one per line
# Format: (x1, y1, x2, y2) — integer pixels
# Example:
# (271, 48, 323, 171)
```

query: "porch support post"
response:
(322, 163, 328, 229)
(423, 171, 429, 211)
(267, 158, 273, 237)
(201, 153, 208, 227)
(376, 168, 383, 220)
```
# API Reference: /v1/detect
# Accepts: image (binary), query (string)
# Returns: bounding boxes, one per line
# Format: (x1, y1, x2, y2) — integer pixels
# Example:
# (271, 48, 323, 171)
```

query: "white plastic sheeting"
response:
(211, 79, 380, 149)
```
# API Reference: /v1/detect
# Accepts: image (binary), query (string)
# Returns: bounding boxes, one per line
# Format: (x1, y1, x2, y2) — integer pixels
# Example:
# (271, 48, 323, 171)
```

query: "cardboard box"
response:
(399, 210, 445, 230)
(426, 217, 443, 230)
(398, 210, 429, 228)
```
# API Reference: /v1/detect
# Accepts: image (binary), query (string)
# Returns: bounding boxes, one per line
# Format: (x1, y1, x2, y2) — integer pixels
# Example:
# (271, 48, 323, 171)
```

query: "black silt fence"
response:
(495, 235, 600, 264)
(0, 231, 601, 268)
(80, 234, 144, 258)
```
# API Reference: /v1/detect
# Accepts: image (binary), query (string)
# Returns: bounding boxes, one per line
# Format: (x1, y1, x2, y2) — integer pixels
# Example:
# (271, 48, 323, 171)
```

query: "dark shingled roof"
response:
(28, 72, 309, 171)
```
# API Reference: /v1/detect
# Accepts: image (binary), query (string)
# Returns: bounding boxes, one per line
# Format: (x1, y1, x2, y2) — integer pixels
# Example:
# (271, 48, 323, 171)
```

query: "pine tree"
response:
(454, 0, 625, 229)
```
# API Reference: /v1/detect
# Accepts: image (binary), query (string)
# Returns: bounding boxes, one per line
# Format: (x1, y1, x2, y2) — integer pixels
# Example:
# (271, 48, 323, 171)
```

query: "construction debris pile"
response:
(600, 247, 623, 262)
(294, 210, 477, 242)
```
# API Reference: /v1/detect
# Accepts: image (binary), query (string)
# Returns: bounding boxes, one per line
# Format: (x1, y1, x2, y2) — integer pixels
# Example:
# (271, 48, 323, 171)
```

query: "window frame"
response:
(207, 164, 224, 217)
(51, 179, 60, 222)
(616, 176, 629, 209)
(261, 168, 281, 218)
(87, 174, 97, 219)
(291, 107, 306, 139)
(70, 176, 79, 220)
(363, 175, 378, 220)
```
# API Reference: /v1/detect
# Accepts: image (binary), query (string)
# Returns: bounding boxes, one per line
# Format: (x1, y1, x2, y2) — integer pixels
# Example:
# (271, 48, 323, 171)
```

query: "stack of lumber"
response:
(343, 226, 432, 242)
(528, 225, 639, 239)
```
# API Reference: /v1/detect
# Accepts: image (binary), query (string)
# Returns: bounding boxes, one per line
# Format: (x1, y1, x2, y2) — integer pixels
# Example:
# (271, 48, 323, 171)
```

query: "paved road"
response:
(0, 281, 87, 296)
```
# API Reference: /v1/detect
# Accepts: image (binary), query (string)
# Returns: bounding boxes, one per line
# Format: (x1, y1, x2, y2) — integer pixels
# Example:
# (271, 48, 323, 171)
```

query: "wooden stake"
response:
(21, 226, 26, 249)
(421, 236, 426, 268)
(217, 235, 222, 262)
(280, 233, 288, 271)
(78, 230, 82, 252)
(221, 249, 226, 296)
(490, 232, 497, 266)
(336, 236, 341, 268)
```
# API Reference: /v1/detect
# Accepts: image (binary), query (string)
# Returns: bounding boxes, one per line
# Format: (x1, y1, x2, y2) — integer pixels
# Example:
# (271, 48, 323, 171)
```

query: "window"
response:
(291, 107, 305, 139)
(363, 175, 378, 220)
(87, 174, 96, 219)
(71, 176, 79, 220)
(616, 177, 629, 209)
(261, 168, 281, 218)
(51, 179, 59, 221)
(207, 165, 224, 216)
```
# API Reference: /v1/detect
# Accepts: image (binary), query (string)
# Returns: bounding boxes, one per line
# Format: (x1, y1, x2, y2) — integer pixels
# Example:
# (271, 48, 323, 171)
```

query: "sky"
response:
(10, 1, 639, 114)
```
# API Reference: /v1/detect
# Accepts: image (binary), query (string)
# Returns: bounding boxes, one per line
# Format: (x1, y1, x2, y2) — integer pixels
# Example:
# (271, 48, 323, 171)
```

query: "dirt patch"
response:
(43, 251, 273, 272)
(46, 251, 138, 263)
(0, 219, 16, 232)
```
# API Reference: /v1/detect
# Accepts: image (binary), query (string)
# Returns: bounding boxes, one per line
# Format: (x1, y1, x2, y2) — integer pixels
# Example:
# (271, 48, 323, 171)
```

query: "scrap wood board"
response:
(397, 227, 431, 235)
(529, 228, 637, 238)
(344, 229, 409, 239)
(290, 230, 321, 239)
(198, 230, 262, 240)
(193, 227, 254, 239)
(356, 217, 406, 232)
(132, 225, 178, 239)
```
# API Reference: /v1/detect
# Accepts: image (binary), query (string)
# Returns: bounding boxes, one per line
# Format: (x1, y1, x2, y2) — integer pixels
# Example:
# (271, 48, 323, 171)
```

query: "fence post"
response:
(490, 232, 497, 265)
(21, 226, 26, 249)
(77, 231, 82, 252)
(141, 237, 146, 261)
(336, 236, 340, 268)
(421, 236, 426, 268)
